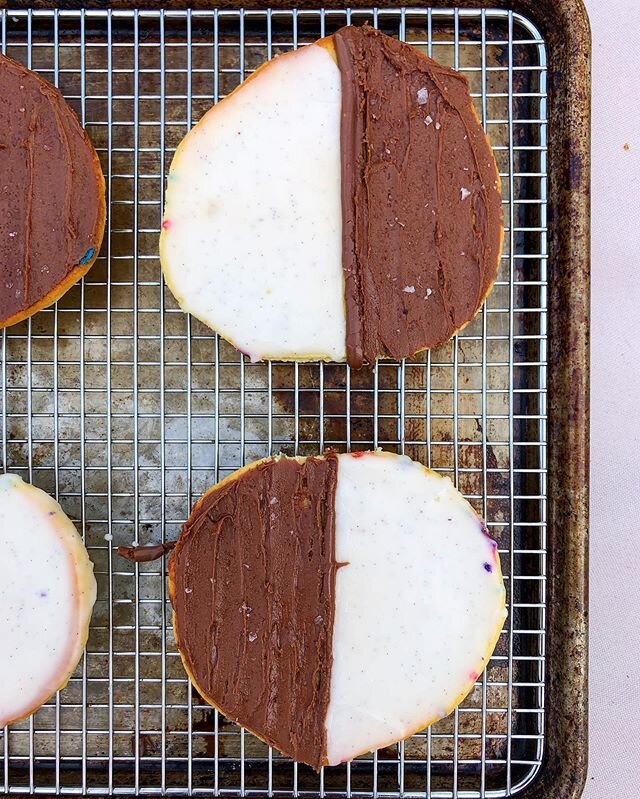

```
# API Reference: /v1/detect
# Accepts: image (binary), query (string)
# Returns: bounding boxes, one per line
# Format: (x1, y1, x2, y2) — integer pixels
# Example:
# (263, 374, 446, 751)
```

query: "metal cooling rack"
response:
(0, 6, 547, 798)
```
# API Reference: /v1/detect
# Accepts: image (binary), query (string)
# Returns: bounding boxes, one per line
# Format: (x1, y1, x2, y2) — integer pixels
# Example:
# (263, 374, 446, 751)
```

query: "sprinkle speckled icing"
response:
(0, 474, 97, 728)
(326, 451, 506, 764)
(161, 43, 346, 362)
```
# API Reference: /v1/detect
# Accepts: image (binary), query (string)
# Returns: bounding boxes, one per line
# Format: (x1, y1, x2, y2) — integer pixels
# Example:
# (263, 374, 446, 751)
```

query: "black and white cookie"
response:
(168, 451, 506, 768)
(161, 25, 502, 368)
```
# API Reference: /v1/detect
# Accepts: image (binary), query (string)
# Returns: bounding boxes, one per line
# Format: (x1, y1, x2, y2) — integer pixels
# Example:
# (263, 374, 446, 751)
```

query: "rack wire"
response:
(0, 6, 548, 798)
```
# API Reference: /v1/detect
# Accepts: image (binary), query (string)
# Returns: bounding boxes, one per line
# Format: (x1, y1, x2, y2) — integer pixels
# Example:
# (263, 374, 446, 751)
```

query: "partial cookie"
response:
(0, 474, 97, 728)
(0, 53, 106, 329)
(161, 24, 502, 367)
(169, 451, 506, 768)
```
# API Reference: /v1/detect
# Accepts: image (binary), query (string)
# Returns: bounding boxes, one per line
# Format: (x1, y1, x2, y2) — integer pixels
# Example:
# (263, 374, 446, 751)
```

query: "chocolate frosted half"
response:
(334, 25, 503, 368)
(169, 455, 339, 770)
(0, 54, 104, 327)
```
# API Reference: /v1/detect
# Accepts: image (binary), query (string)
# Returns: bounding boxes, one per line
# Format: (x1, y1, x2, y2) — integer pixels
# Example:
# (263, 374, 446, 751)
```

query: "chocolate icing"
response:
(169, 455, 339, 769)
(334, 25, 503, 368)
(0, 54, 104, 325)
(117, 542, 176, 563)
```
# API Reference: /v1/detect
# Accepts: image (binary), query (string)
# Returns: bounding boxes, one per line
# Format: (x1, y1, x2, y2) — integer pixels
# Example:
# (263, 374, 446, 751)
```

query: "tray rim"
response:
(0, 2, 590, 799)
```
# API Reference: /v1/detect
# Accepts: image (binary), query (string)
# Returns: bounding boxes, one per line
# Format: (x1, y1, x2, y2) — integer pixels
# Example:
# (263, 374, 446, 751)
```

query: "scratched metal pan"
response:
(0, 1, 589, 798)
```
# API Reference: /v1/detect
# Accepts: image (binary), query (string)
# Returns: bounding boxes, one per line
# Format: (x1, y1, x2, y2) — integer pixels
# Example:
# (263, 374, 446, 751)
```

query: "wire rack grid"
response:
(0, 6, 547, 798)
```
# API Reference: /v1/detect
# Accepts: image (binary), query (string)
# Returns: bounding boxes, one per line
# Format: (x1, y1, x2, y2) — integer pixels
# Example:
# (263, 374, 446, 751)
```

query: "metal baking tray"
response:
(0, 2, 589, 798)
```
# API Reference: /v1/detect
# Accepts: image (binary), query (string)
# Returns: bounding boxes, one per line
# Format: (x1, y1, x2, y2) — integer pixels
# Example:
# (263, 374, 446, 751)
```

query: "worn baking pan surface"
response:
(0, 3, 589, 799)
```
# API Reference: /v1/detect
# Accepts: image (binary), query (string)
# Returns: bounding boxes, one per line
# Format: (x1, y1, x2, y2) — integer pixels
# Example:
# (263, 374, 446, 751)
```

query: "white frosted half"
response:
(0, 474, 97, 728)
(160, 44, 346, 362)
(326, 452, 506, 766)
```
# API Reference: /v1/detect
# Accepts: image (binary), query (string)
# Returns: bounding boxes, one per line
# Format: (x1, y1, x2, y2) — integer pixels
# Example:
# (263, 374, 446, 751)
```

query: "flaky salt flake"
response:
(417, 87, 429, 105)
(460, 187, 471, 201)
(248, 632, 258, 642)
(424, 288, 433, 299)
(424, 115, 433, 126)
(435, 121, 442, 131)
(403, 285, 416, 294)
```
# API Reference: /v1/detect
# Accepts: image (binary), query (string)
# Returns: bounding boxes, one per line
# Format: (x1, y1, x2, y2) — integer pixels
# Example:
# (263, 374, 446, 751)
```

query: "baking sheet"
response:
(0, 3, 589, 798)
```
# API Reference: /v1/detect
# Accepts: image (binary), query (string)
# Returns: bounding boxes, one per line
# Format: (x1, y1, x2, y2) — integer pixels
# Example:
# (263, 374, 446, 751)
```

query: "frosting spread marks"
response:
(169, 455, 339, 770)
(0, 54, 104, 325)
(334, 25, 503, 367)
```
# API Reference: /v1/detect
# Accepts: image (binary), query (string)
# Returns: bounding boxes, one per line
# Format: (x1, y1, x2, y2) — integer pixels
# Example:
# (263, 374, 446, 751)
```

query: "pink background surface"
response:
(582, 0, 640, 794)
